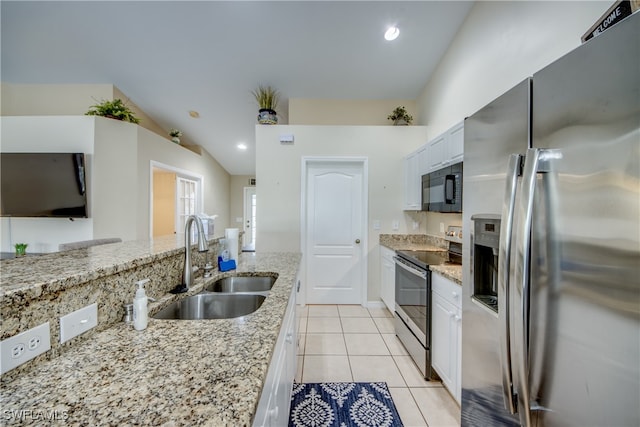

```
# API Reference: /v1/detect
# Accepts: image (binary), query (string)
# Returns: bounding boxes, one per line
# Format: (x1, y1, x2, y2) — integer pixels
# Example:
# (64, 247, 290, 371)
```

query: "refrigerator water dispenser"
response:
(471, 214, 501, 313)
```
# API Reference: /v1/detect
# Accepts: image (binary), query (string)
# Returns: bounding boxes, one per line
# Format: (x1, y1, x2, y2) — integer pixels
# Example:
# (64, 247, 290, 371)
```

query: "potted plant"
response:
(252, 85, 279, 125)
(85, 98, 141, 124)
(169, 128, 182, 144)
(14, 243, 27, 257)
(387, 106, 413, 126)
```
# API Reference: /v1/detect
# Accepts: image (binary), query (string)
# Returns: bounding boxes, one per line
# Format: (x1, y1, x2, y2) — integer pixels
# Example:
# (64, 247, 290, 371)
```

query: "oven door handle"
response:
(393, 256, 427, 279)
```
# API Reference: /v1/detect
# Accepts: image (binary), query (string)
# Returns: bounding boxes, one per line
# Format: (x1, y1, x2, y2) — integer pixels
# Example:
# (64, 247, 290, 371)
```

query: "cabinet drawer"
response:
(432, 273, 461, 309)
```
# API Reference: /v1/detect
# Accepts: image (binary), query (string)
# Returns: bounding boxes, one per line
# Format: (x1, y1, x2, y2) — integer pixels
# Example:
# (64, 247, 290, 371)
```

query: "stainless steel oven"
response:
(394, 250, 447, 380)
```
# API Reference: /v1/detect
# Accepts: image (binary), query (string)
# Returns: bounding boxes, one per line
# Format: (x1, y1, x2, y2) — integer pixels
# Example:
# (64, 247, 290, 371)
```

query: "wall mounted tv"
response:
(1, 152, 88, 218)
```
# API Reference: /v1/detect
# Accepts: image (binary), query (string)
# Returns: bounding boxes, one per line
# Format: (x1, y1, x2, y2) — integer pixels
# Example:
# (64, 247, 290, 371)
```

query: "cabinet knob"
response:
(355, 239, 361, 244)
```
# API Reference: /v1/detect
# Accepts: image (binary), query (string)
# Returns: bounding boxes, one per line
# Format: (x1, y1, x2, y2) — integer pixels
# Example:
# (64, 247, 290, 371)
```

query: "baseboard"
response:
(365, 300, 386, 309)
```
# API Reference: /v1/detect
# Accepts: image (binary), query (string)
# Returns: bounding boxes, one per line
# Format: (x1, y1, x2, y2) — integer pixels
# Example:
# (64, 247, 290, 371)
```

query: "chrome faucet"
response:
(181, 215, 209, 291)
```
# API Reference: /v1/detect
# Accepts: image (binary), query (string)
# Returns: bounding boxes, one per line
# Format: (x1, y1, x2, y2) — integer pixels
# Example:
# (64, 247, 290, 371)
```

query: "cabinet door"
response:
(447, 121, 464, 164)
(403, 152, 420, 210)
(432, 291, 457, 393)
(455, 307, 462, 403)
(380, 247, 395, 312)
(427, 134, 447, 172)
(253, 285, 298, 427)
(417, 145, 429, 177)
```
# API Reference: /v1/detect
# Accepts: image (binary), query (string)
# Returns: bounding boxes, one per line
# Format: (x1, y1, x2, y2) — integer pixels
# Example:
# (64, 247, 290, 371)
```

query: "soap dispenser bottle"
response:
(133, 278, 150, 331)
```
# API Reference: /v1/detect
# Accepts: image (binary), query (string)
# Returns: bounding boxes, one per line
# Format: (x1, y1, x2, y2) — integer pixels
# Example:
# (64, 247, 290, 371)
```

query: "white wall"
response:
(0, 116, 95, 252)
(136, 127, 231, 240)
(289, 99, 417, 126)
(256, 125, 427, 303)
(415, 1, 609, 237)
(93, 117, 139, 241)
(416, 1, 609, 137)
(1, 116, 231, 252)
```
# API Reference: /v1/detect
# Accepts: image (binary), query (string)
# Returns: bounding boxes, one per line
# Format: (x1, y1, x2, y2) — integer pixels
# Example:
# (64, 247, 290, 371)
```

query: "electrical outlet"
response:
(412, 221, 419, 230)
(1, 322, 51, 374)
(60, 303, 98, 344)
(372, 220, 381, 230)
(392, 220, 400, 231)
(440, 222, 445, 233)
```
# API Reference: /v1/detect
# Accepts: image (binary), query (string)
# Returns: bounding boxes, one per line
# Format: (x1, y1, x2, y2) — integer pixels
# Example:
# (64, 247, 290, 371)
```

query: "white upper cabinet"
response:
(448, 121, 464, 164)
(403, 149, 422, 210)
(402, 120, 464, 210)
(426, 120, 464, 173)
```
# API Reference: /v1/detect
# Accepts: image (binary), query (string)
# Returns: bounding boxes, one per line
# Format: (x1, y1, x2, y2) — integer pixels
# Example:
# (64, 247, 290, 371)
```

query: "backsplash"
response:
(0, 236, 225, 381)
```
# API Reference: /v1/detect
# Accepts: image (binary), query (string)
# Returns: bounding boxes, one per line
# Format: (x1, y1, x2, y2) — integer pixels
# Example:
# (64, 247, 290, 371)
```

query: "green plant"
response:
(85, 98, 141, 124)
(14, 243, 27, 256)
(387, 106, 413, 125)
(169, 128, 182, 138)
(251, 85, 279, 111)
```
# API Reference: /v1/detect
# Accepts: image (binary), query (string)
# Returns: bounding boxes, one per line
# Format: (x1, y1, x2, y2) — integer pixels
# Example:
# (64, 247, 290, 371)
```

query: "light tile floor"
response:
(295, 304, 461, 427)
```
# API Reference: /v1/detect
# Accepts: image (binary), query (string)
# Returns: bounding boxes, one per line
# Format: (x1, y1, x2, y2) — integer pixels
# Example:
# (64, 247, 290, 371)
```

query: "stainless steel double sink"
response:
(153, 275, 277, 320)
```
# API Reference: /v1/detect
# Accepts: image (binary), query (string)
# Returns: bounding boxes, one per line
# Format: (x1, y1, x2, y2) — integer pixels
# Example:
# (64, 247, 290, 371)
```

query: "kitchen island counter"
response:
(1, 252, 301, 426)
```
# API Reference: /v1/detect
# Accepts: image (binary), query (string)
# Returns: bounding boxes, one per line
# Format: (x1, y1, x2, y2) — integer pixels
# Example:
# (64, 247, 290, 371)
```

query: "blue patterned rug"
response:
(289, 382, 404, 427)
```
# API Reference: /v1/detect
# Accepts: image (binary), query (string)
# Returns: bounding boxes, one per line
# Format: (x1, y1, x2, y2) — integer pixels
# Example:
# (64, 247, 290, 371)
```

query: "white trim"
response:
(365, 300, 387, 309)
(300, 156, 369, 307)
(149, 160, 204, 239)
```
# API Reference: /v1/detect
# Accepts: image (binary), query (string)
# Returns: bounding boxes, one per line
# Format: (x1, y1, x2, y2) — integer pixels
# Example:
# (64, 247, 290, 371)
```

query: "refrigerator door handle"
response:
(513, 148, 549, 427)
(498, 153, 521, 415)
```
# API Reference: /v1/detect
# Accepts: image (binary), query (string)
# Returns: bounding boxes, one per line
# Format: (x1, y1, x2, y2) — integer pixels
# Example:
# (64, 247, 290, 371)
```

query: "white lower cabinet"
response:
(380, 246, 395, 312)
(253, 282, 298, 427)
(431, 273, 461, 403)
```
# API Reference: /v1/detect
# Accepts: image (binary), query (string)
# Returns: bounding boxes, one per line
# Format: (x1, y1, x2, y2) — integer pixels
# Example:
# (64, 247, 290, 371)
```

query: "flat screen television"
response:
(1, 152, 88, 218)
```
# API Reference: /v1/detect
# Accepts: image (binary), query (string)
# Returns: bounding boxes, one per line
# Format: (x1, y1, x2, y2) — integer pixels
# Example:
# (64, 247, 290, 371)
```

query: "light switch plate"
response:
(1, 322, 51, 374)
(392, 220, 399, 231)
(372, 220, 380, 230)
(60, 303, 98, 344)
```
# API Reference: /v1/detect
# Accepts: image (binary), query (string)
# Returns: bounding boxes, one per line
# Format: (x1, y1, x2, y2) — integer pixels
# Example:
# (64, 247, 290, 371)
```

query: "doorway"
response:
(301, 157, 368, 305)
(243, 187, 257, 251)
(150, 162, 203, 238)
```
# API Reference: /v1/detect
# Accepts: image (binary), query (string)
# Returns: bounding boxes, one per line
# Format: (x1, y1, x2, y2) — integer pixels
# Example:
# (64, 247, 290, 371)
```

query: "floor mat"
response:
(289, 382, 404, 427)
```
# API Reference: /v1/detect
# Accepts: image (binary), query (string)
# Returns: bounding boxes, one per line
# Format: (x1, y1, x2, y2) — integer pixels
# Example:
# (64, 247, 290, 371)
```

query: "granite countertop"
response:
(379, 234, 462, 285)
(0, 235, 209, 299)
(1, 252, 301, 426)
(430, 264, 463, 286)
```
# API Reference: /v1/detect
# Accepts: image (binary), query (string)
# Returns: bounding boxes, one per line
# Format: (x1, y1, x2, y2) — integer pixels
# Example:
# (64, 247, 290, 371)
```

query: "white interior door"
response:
(243, 187, 256, 251)
(305, 160, 366, 305)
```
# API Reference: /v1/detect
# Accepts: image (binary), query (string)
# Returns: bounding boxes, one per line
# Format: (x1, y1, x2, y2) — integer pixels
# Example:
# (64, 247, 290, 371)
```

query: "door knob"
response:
(355, 239, 361, 244)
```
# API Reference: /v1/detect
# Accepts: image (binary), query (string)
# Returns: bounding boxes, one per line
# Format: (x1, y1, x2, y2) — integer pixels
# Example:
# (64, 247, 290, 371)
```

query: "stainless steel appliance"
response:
(422, 162, 463, 212)
(471, 214, 501, 313)
(461, 12, 639, 427)
(394, 244, 462, 380)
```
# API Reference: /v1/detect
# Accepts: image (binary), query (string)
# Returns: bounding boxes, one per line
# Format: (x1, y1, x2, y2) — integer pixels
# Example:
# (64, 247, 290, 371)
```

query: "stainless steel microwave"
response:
(421, 162, 463, 212)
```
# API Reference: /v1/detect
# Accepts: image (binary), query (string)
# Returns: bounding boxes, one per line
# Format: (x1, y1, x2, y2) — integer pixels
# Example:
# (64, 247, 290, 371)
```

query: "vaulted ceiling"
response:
(1, 1, 473, 175)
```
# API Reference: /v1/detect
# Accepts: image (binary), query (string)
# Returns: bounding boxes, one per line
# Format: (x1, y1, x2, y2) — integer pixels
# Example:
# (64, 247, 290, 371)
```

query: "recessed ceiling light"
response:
(384, 26, 400, 41)
(237, 143, 247, 150)
(189, 110, 200, 118)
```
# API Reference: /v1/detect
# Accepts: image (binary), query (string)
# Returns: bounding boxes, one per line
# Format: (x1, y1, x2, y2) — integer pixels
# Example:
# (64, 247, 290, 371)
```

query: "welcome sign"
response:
(582, 0, 640, 42)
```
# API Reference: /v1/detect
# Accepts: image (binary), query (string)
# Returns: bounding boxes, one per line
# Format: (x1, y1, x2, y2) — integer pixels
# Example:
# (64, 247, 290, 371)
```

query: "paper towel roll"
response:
(224, 228, 239, 261)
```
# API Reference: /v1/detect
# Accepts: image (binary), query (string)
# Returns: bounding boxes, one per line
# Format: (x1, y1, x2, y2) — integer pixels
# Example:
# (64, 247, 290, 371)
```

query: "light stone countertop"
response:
(0, 252, 301, 427)
(0, 235, 207, 299)
(379, 234, 462, 285)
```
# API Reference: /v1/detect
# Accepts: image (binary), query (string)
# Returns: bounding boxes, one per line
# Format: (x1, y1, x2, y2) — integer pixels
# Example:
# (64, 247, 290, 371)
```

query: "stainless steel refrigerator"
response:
(461, 11, 639, 427)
